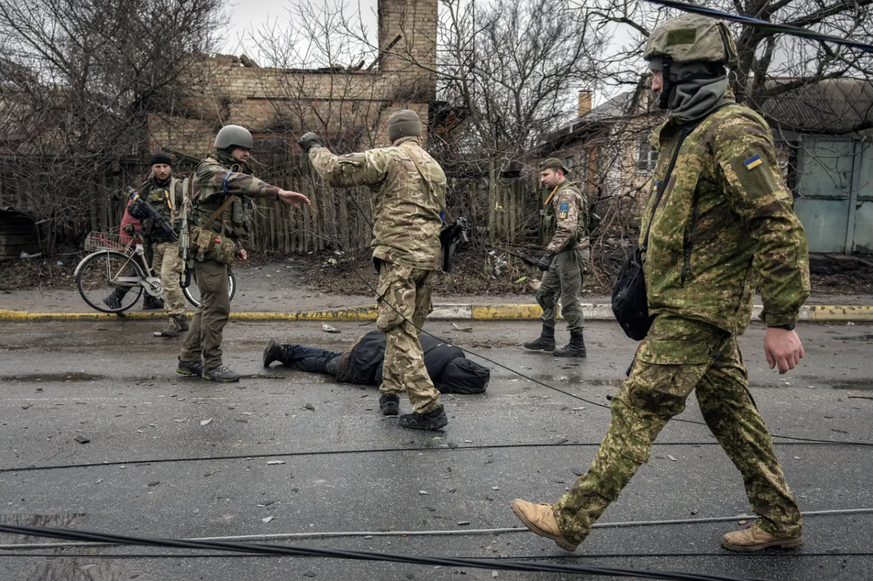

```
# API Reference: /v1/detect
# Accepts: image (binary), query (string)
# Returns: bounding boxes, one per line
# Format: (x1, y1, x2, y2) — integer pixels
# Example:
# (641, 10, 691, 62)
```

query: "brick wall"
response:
(150, 0, 438, 159)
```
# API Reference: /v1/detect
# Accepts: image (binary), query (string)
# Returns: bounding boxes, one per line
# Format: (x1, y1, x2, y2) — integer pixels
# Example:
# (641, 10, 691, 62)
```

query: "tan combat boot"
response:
(509, 499, 579, 551)
(721, 520, 804, 552)
(156, 317, 183, 338)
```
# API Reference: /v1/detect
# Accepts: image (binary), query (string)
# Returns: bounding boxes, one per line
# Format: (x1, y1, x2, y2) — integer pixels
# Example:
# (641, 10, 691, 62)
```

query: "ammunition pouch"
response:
(189, 226, 236, 265)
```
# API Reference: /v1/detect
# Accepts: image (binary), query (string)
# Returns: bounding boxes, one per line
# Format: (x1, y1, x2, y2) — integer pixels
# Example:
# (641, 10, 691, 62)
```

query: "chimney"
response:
(578, 89, 592, 118)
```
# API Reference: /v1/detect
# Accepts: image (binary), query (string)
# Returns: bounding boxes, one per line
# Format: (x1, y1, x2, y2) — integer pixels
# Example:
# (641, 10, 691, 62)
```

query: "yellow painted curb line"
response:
(471, 304, 543, 320)
(810, 305, 873, 322)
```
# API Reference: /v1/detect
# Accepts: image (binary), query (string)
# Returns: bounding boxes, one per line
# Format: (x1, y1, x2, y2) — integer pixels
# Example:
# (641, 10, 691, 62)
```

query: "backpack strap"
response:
(201, 196, 238, 231)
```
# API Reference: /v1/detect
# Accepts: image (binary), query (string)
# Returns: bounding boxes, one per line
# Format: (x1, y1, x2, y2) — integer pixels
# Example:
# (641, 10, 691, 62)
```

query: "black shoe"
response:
(379, 394, 400, 416)
(157, 317, 183, 338)
(176, 360, 203, 377)
(202, 364, 241, 382)
(523, 336, 556, 351)
(143, 296, 164, 310)
(103, 290, 124, 310)
(523, 324, 555, 351)
(263, 339, 284, 368)
(398, 406, 448, 430)
(554, 332, 586, 358)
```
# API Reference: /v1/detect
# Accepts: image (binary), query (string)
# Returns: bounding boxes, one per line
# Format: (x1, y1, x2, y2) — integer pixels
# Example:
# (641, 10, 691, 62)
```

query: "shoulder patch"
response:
(558, 202, 569, 219)
(744, 155, 763, 170)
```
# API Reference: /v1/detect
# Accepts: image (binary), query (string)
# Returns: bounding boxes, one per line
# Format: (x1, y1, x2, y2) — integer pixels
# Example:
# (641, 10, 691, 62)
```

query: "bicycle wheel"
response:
(182, 265, 237, 309)
(77, 250, 145, 314)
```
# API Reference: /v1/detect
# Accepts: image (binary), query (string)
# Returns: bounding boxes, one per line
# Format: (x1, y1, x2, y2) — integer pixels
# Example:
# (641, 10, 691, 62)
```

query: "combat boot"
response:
(263, 339, 285, 368)
(202, 364, 240, 383)
(509, 499, 579, 552)
(398, 406, 448, 430)
(554, 331, 586, 358)
(156, 317, 183, 338)
(142, 295, 164, 310)
(176, 359, 203, 377)
(102, 287, 127, 310)
(177, 315, 189, 332)
(379, 394, 400, 416)
(721, 521, 803, 552)
(523, 324, 556, 352)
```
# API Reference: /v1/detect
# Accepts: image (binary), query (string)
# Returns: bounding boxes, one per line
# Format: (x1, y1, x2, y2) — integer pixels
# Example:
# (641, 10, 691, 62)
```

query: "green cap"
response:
(539, 157, 570, 174)
(644, 14, 737, 68)
(387, 109, 422, 142)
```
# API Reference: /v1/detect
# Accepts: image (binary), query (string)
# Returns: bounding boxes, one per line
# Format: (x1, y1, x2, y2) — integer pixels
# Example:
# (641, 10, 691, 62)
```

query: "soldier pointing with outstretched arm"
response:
(510, 14, 810, 553)
(299, 110, 449, 431)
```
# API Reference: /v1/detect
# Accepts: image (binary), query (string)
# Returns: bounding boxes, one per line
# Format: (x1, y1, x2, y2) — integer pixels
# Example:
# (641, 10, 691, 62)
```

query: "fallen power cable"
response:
(1, 507, 870, 551)
(0, 524, 779, 581)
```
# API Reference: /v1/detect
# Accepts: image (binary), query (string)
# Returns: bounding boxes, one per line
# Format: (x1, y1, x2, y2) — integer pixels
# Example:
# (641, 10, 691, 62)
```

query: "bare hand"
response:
(764, 327, 804, 374)
(237, 248, 248, 261)
(278, 190, 311, 209)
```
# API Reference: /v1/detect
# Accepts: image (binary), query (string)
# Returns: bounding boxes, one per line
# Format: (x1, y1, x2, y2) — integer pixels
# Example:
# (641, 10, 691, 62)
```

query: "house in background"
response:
(531, 76, 873, 254)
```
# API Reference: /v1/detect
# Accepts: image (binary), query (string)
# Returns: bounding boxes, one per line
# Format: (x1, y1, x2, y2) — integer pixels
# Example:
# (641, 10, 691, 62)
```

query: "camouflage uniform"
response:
(552, 101, 810, 544)
(140, 176, 186, 318)
(538, 180, 589, 332)
(309, 137, 445, 414)
(179, 150, 281, 369)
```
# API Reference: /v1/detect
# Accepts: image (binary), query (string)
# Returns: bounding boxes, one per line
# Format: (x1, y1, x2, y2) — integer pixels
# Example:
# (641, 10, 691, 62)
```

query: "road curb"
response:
(1, 304, 872, 323)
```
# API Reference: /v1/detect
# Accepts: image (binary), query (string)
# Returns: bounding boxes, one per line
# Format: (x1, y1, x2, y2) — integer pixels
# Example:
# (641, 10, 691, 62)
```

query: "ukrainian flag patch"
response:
(558, 202, 569, 219)
(744, 155, 763, 170)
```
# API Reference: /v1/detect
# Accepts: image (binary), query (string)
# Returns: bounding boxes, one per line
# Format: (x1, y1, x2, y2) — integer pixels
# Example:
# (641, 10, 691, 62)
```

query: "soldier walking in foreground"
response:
(523, 158, 589, 357)
(176, 125, 310, 382)
(510, 14, 810, 553)
(299, 109, 448, 430)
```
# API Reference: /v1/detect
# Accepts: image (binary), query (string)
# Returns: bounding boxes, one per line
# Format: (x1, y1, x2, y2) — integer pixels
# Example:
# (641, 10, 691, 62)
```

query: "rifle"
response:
(178, 179, 192, 288)
(125, 186, 179, 243)
(439, 217, 468, 273)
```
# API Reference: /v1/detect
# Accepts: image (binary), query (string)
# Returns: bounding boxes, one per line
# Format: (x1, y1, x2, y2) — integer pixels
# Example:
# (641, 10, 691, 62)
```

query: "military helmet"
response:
(387, 109, 422, 142)
(539, 157, 570, 175)
(644, 14, 737, 68)
(215, 125, 254, 150)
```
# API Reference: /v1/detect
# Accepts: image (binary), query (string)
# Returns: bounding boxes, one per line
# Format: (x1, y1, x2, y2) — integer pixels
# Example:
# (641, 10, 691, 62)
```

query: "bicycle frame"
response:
(74, 234, 163, 297)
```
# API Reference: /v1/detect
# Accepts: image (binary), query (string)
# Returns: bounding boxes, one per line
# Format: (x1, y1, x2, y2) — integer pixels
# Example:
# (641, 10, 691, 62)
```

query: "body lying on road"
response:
(263, 330, 490, 394)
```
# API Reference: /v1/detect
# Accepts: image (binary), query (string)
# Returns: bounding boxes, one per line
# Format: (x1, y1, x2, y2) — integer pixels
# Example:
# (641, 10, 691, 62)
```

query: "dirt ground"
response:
(2, 245, 871, 299)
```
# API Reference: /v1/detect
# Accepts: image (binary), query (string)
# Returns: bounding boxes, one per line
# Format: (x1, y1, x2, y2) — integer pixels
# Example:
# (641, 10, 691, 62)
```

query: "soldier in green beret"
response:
(176, 125, 310, 382)
(511, 13, 809, 554)
(523, 157, 589, 357)
(299, 109, 449, 431)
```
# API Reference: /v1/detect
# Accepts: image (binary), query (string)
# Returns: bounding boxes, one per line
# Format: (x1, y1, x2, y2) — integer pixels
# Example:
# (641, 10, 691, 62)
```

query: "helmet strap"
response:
(658, 56, 672, 110)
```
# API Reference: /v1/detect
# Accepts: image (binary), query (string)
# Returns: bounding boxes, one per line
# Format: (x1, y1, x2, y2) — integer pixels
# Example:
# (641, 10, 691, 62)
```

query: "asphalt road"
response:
(0, 319, 871, 581)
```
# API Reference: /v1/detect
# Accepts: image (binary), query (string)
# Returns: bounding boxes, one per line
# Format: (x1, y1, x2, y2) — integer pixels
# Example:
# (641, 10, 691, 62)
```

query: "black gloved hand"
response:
(122, 224, 135, 235)
(298, 132, 323, 155)
(537, 253, 554, 272)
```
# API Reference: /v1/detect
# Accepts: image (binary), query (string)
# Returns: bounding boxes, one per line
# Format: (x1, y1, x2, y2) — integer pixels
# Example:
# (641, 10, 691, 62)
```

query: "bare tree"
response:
(0, 0, 224, 254)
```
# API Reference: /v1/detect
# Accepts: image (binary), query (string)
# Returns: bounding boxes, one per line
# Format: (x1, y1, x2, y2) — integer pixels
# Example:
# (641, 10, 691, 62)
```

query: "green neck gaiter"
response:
(666, 62, 728, 122)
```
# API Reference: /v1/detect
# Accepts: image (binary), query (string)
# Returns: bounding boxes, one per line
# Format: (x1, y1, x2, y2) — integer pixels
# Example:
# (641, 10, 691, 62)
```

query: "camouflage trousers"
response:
(553, 314, 802, 544)
(376, 263, 441, 414)
(537, 248, 586, 332)
(152, 241, 186, 318)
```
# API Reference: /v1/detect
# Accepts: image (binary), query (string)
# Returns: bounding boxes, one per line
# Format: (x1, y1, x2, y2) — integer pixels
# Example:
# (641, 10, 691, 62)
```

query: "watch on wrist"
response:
(769, 322, 796, 331)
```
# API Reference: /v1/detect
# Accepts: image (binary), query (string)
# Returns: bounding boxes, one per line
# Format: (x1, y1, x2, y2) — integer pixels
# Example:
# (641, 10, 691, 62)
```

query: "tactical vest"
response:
(142, 177, 181, 242)
(190, 156, 255, 240)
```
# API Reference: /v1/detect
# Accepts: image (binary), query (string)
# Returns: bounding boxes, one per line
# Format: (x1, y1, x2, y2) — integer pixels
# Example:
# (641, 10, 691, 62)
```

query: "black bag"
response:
(610, 108, 725, 341)
(612, 247, 652, 341)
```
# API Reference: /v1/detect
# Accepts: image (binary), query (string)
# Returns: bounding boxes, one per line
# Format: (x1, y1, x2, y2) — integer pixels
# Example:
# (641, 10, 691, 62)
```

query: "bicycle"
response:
(75, 231, 236, 314)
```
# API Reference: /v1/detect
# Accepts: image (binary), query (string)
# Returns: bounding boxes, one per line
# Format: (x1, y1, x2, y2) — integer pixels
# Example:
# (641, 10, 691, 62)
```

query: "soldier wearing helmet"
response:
(510, 14, 810, 554)
(177, 125, 310, 382)
(297, 110, 449, 431)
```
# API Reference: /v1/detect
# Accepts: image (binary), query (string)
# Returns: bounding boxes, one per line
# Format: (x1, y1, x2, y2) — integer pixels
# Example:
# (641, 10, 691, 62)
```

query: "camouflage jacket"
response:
(543, 180, 588, 255)
(138, 176, 185, 241)
(191, 151, 280, 241)
(641, 102, 810, 335)
(309, 136, 446, 270)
